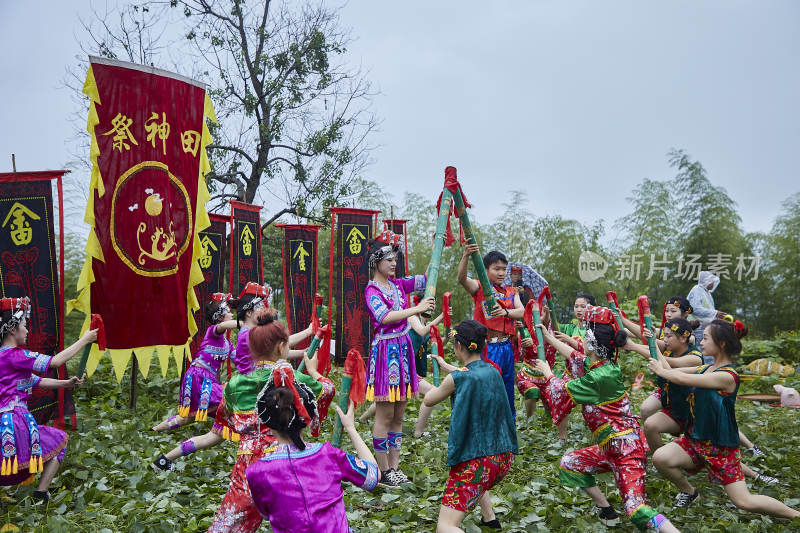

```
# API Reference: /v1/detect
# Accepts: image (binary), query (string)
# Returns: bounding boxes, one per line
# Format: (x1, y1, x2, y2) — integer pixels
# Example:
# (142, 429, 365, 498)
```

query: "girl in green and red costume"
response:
(151, 283, 314, 473)
(205, 310, 334, 533)
(424, 320, 517, 533)
(551, 292, 595, 351)
(626, 318, 702, 451)
(649, 320, 798, 518)
(622, 296, 765, 457)
(533, 306, 678, 532)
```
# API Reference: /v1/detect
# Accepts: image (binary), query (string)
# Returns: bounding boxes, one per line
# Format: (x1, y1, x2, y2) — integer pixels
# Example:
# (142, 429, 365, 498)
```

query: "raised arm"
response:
(423, 373, 456, 407)
(51, 329, 97, 368)
(335, 402, 377, 466)
(215, 319, 239, 335)
(648, 360, 736, 393)
(536, 324, 574, 360)
(431, 353, 458, 374)
(288, 323, 314, 347)
(37, 376, 84, 390)
(407, 315, 429, 336)
(381, 297, 434, 325)
(457, 243, 480, 296)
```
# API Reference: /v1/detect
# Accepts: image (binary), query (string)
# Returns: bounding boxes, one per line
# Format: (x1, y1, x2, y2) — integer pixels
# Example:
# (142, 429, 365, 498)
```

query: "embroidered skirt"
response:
(366, 334, 417, 403)
(0, 405, 68, 486)
(178, 364, 223, 420)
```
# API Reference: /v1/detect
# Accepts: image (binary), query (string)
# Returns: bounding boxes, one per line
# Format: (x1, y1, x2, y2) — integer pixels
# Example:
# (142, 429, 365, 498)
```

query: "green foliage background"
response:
(2, 354, 800, 532)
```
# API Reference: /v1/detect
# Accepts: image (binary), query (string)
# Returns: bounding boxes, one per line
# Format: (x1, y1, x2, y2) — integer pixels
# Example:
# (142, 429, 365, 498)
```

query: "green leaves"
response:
(0, 355, 799, 532)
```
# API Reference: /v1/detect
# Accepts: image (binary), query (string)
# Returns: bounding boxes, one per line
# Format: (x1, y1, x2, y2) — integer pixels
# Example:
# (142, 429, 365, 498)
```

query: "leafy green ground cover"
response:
(2, 355, 799, 532)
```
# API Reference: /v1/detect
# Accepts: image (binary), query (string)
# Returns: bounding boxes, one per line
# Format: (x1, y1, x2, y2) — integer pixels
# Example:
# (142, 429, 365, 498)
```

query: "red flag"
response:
(71, 57, 216, 381)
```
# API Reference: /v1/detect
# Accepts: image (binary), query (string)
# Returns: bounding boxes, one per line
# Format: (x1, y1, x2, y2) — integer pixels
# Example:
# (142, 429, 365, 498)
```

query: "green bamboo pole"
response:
(331, 374, 352, 447)
(637, 295, 658, 359)
(430, 331, 441, 387)
(422, 189, 454, 317)
(450, 186, 497, 311)
(297, 330, 323, 373)
(531, 305, 546, 361)
(76, 344, 92, 379)
(297, 301, 325, 373)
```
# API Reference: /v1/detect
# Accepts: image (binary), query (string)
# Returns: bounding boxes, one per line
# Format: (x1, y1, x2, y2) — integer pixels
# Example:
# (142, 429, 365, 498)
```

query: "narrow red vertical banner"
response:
(277, 224, 320, 346)
(229, 200, 263, 295)
(0, 171, 73, 426)
(191, 213, 230, 353)
(330, 207, 379, 365)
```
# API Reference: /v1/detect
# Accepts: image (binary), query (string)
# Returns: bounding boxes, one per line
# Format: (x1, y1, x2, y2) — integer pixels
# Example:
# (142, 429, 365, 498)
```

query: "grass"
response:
(1, 355, 799, 532)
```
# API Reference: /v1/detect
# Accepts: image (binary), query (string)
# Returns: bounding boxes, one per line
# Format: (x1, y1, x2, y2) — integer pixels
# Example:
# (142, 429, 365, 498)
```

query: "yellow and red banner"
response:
(70, 56, 216, 382)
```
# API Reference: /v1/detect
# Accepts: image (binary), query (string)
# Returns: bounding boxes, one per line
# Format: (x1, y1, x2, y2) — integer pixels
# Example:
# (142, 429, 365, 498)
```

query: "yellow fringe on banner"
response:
(133, 347, 154, 379)
(156, 345, 172, 378)
(108, 350, 132, 383)
(366, 385, 374, 402)
(195, 409, 207, 422)
(68, 66, 218, 382)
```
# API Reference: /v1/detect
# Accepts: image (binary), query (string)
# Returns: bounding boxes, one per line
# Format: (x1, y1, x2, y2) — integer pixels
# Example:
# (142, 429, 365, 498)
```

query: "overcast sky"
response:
(1, 1, 798, 238)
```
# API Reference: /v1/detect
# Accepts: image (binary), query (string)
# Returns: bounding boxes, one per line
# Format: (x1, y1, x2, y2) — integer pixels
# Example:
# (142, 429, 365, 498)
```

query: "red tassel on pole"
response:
(317, 325, 332, 377)
(344, 349, 366, 406)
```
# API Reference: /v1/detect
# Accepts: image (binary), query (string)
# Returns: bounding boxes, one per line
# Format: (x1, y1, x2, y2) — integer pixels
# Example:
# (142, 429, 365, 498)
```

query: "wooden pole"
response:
(11, 154, 16, 172)
(129, 357, 138, 410)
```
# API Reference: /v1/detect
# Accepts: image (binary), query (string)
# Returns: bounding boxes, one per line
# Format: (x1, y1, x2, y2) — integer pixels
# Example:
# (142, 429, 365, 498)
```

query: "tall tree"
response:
(71, 0, 377, 230)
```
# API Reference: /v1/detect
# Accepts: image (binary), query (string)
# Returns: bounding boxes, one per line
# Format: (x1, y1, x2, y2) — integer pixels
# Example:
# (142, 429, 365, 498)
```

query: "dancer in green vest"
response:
(424, 320, 517, 533)
(649, 319, 799, 519)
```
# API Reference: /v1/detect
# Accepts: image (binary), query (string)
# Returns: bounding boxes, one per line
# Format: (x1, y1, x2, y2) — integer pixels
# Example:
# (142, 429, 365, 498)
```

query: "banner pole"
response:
(55, 173, 68, 428)
(129, 357, 138, 411)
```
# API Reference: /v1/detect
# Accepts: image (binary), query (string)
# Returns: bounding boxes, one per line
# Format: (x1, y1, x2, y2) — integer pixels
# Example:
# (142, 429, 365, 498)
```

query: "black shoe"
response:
(152, 454, 174, 472)
(480, 518, 502, 529)
(32, 490, 50, 504)
(674, 489, 699, 508)
(378, 469, 402, 489)
(746, 445, 766, 458)
(597, 505, 619, 519)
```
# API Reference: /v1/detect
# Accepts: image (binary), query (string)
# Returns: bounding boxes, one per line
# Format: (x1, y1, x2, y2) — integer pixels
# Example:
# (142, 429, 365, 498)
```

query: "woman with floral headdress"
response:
(245, 370, 379, 532)
(0, 297, 97, 502)
(533, 305, 678, 532)
(152, 293, 237, 433)
(364, 230, 432, 488)
(208, 310, 334, 533)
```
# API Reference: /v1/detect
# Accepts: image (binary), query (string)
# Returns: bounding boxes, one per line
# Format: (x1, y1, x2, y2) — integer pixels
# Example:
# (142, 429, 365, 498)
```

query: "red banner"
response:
(229, 201, 263, 295)
(277, 224, 320, 347)
(71, 57, 215, 381)
(330, 208, 378, 364)
(0, 171, 74, 427)
(191, 213, 230, 353)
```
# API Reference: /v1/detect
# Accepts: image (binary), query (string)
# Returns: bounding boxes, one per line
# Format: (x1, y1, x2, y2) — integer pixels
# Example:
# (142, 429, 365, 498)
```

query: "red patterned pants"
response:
(559, 434, 650, 518)
(442, 452, 515, 512)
